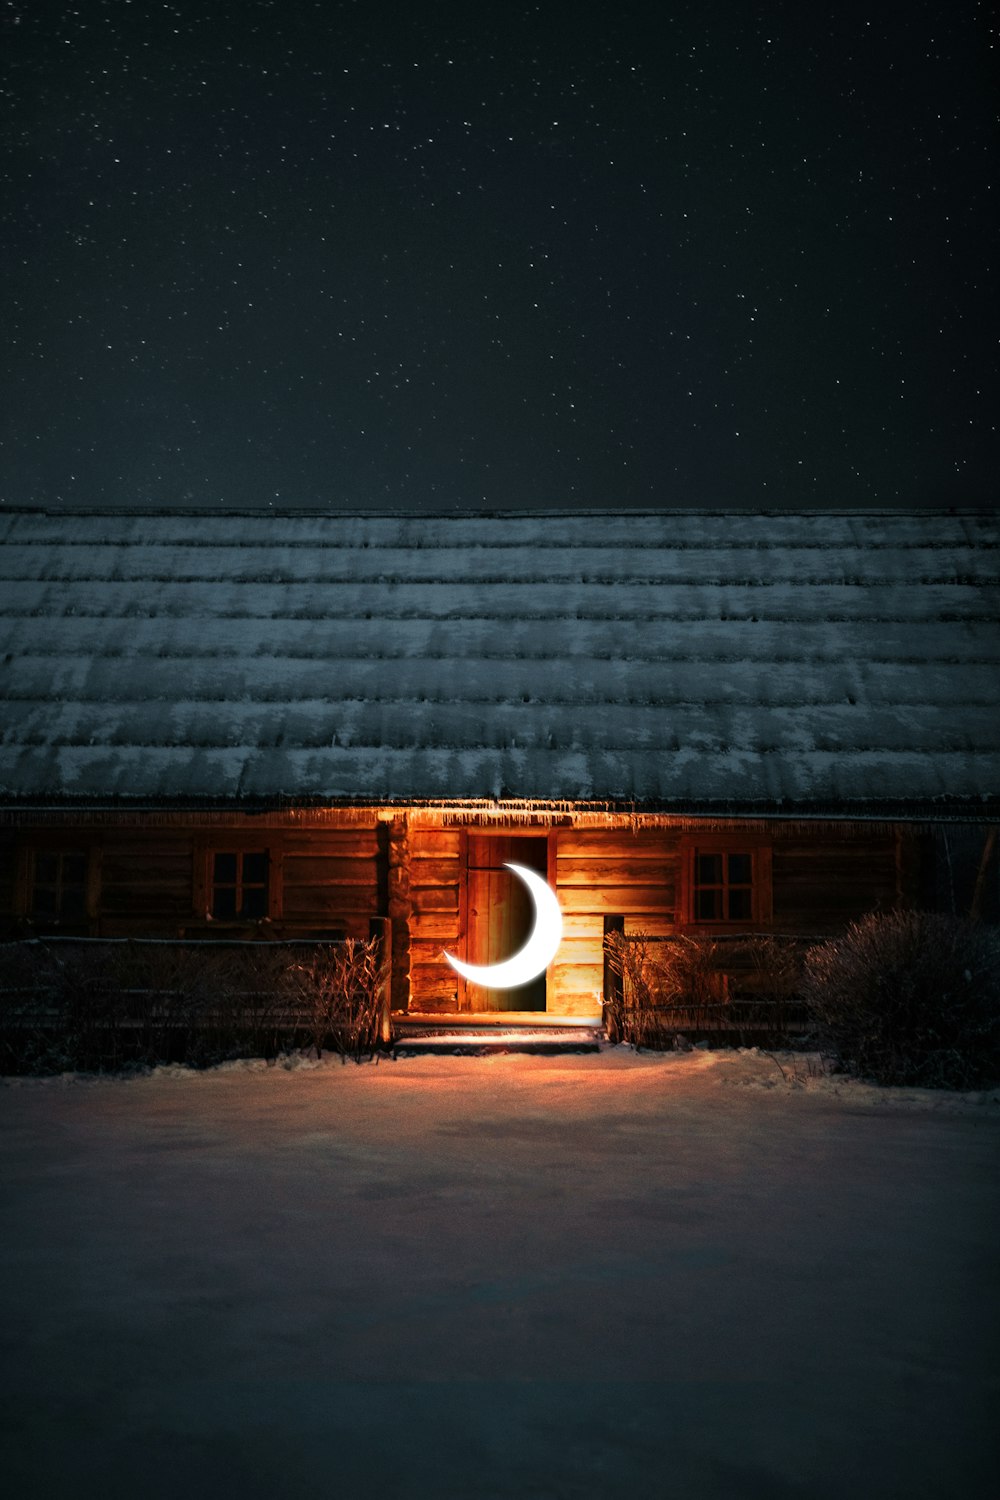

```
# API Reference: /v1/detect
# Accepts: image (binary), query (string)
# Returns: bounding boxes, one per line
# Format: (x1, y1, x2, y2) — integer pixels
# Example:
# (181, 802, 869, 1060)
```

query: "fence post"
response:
(370, 916, 393, 1045)
(603, 915, 624, 1041)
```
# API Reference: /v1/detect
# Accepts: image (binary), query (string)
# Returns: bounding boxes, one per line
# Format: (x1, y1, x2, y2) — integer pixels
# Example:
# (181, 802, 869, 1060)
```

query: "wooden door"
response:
(465, 835, 548, 1012)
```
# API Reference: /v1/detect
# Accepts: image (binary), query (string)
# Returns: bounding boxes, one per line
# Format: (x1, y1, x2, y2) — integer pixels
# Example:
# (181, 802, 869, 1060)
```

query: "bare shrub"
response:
(603, 930, 673, 1048)
(732, 934, 807, 1034)
(801, 911, 1000, 1089)
(742, 934, 801, 1003)
(604, 931, 726, 1048)
(286, 937, 387, 1062)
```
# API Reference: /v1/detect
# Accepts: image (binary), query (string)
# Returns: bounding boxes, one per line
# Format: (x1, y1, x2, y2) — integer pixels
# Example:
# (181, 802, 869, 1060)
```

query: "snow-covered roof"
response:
(1, 508, 998, 817)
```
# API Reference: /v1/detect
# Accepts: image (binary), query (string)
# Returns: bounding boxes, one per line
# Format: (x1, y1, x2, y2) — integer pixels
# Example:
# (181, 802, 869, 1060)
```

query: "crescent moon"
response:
(443, 863, 563, 989)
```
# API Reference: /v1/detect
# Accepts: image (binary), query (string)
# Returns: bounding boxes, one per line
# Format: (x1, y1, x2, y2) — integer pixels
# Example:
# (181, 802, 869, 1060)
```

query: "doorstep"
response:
(391, 1013, 605, 1056)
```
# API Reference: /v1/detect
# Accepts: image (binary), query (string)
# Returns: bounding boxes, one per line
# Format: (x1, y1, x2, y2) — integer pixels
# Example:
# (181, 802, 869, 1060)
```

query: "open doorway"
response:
(465, 834, 549, 1011)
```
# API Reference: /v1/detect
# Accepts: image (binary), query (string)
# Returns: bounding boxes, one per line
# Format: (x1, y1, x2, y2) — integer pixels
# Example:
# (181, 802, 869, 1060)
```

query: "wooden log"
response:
(282, 855, 380, 885)
(281, 887, 381, 920)
(556, 857, 675, 886)
(280, 830, 382, 855)
(558, 885, 674, 914)
(407, 857, 465, 886)
(408, 830, 464, 856)
(409, 913, 462, 943)
(410, 886, 460, 914)
(408, 964, 459, 1010)
(556, 831, 680, 857)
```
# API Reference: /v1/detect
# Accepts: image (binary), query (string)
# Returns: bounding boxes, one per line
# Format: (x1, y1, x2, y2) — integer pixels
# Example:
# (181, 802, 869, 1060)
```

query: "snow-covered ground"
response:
(2, 1048, 998, 1499)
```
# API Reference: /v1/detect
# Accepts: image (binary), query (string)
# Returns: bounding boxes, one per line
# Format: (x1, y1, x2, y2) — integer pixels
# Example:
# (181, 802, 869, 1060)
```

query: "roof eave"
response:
(0, 792, 996, 823)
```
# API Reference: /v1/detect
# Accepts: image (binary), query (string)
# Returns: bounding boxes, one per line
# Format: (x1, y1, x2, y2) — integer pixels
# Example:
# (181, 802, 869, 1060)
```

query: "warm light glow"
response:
(444, 863, 563, 988)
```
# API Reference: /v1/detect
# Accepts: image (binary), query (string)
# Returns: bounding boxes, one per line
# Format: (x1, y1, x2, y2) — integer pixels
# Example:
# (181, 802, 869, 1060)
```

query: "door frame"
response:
(456, 828, 559, 1013)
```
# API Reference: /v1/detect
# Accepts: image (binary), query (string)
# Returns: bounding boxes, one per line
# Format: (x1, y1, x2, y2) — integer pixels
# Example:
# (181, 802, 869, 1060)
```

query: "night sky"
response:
(2, 0, 995, 512)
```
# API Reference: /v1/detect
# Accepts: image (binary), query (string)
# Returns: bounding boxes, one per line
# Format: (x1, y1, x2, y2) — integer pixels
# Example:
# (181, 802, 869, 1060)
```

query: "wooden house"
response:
(1, 507, 997, 1027)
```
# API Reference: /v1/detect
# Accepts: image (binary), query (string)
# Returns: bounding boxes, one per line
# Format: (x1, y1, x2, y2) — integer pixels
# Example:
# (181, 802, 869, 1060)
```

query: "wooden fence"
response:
(602, 925, 818, 1046)
(0, 924, 392, 1072)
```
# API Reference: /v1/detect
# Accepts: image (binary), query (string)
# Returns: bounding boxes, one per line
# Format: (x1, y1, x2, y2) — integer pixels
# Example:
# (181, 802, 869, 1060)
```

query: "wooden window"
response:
(31, 849, 89, 924)
(681, 837, 771, 928)
(210, 850, 270, 920)
(693, 851, 753, 921)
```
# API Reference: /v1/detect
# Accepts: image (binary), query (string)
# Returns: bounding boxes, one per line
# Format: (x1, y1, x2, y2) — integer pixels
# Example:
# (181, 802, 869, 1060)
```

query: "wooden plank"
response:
(100, 837, 196, 858)
(774, 844, 895, 865)
(552, 937, 605, 967)
(98, 917, 191, 938)
(559, 912, 605, 940)
(101, 855, 193, 884)
(408, 857, 464, 886)
(408, 965, 460, 1008)
(99, 888, 193, 917)
(281, 887, 380, 919)
(409, 917, 461, 947)
(547, 989, 604, 1018)
(556, 831, 681, 857)
(557, 858, 674, 886)
(774, 852, 895, 886)
(409, 940, 458, 969)
(551, 960, 605, 988)
(623, 915, 677, 937)
(283, 856, 380, 886)
(411, 886, 459, 913)
(559, 885, 674, 914)
(280, 830, 381, 855)
(408, 830, 463, 857)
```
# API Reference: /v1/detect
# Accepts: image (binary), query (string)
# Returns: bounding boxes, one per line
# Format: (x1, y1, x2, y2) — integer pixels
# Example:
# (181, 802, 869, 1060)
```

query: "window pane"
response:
(728, 888, 752, 920)
(61, 888, 87, 920)
(242, 851, 269, 885)
(35, 853, 59, 884)
(696, 853, 722, 885)
(33, 886, 58, 917)
(62, 854, 87, 885)
(695, 889, 722, 920)
(212, 887, 237, 920)
(214, 852, 238, 883)
(241, 886, 268, 918)
(728, 853, 752, 885)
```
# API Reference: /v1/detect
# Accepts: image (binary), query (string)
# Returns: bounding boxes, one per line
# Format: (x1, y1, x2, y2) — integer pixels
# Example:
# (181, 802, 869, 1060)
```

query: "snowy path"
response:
(2, 1050, 998, 1499)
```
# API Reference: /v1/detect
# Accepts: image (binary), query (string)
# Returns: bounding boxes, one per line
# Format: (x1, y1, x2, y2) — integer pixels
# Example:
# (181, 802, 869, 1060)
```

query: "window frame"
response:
(679, 834, 772, 931)
(18, 840, 100, 932)
(194, 836, 282, 926)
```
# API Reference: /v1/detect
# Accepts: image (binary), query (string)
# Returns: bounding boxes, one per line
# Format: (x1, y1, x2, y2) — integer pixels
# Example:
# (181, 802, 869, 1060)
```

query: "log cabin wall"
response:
(392, 820, 920, 1018)
(407, 825, 463, 1012)
(0, 812, 960, 1013)
(4, 815, 384, 942)
(277, 823, 382, 939)
(552, 828, 678, 1016)
(770, 827, 901, 934)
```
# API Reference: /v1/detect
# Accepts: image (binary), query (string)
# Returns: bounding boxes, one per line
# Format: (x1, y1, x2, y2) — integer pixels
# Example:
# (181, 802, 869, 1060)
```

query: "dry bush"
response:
(801, 911, 1000, 1089)
(604, 931, 727, 1048)
(742, 934, 802, 1003)
(286, 937, 387, 1062)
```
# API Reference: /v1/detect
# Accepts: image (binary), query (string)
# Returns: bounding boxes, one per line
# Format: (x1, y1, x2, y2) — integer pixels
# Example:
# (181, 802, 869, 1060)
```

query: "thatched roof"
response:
(1, 508, 997, 818)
